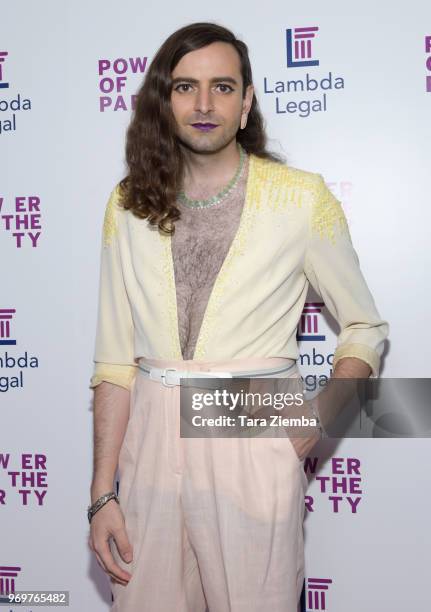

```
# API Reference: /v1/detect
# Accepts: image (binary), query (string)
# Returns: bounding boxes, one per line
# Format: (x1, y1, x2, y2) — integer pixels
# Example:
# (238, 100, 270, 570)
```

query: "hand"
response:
(288, 428, 321, 462)
(283, 398, 322, 462)
(240, 382, 323, 459)
(88, 499, 133, 586)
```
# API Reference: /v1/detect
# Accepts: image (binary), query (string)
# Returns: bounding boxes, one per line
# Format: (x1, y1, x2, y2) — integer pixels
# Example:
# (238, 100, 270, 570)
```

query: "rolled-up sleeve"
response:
(304, 174, 389, 377)
(89, 185, 138, 391)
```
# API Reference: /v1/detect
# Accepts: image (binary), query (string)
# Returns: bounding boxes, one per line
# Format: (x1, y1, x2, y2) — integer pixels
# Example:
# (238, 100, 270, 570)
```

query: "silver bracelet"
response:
(87, 491, 119, 524)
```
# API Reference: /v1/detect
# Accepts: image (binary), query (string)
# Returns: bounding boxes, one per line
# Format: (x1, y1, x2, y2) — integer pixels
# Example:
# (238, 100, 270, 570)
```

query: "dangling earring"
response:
(240, 114, 248, 130)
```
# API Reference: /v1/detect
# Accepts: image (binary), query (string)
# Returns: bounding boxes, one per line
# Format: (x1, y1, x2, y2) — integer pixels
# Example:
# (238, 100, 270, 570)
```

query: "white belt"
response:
(137, 361, 297, 387)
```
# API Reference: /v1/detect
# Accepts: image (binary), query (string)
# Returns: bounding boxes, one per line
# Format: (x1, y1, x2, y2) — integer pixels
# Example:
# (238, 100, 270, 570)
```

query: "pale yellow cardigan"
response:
(90, 154, 389, 390)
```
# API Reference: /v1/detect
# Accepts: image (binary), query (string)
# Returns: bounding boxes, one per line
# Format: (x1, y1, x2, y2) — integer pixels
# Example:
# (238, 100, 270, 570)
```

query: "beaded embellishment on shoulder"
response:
(102, 186, 120, 247)
(310, 175, 351, 245)
(247, 157, 325, 213)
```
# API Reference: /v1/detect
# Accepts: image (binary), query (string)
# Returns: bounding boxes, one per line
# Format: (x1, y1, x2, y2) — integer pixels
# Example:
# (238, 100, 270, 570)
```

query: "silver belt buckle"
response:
(160, 367, 179, 387)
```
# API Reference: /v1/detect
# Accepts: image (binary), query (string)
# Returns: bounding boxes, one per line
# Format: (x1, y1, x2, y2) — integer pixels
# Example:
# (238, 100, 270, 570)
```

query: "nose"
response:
(194, 85, 214, 114)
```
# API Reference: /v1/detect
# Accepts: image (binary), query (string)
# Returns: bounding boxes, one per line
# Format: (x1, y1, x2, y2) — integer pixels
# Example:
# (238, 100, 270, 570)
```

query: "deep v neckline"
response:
(163, 153, 255, 361)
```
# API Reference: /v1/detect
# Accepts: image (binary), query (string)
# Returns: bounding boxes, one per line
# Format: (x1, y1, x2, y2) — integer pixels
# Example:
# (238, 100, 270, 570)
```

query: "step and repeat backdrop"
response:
(1, 1, 430, 610)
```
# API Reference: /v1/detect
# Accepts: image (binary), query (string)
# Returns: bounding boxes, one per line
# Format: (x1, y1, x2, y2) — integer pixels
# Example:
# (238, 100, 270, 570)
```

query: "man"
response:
(88, 22, 389, 612)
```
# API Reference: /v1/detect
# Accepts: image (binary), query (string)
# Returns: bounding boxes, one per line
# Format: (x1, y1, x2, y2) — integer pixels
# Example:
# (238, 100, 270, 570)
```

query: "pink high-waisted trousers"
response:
(110, 356, 308, 612)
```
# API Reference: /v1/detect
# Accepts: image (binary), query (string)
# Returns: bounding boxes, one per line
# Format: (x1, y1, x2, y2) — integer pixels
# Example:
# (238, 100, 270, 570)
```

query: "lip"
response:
(191, 123, 218, 131)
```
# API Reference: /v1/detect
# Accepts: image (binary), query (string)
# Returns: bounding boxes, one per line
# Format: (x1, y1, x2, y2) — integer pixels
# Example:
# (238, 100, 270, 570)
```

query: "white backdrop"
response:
(1, 1, 430, 610)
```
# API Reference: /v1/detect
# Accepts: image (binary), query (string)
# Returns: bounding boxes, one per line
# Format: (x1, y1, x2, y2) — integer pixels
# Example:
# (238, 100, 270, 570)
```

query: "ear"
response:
(242, 83, 254, 115)
(240, 84, 254, 129)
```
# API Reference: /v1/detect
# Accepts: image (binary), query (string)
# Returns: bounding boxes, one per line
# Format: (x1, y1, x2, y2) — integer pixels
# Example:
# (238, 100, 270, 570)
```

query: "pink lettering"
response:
(15, 215, 29, 230)
(113, 58, 128, 74)
(113, 96, 127, 111)
(12, 232, 25, 247)
(116, 76, 127, 91)
(332, 458, 344, 473)
(8, 471, 19, 486)
(129, 57, 147, 73)
(15, 196, 26, 211)
(28, 232, 41, 247)
(346, 496, 361, 513)
(100, 77, 115, 94)
(349, 477, 362, 494)
(28, 196, 40, 211)
(0, 453, 11, 469)
(37, 472, 47, 487)
(304, 495, 313, 512)
(328, 495, 342, 512)
(21, 453, 46, 469)
(1, 214, 13, 229)
(34, 490, 47, 505)
(315, 475, 330, 493)
(98, 59, 111, 75)
(18, 490, 31, 505)
(30, 214, 41, 229)
(99, 96, 112, 112)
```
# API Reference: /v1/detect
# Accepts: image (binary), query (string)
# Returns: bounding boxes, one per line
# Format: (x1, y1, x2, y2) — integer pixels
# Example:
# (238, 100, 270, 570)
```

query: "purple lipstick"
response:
(192, 123, 218, 132)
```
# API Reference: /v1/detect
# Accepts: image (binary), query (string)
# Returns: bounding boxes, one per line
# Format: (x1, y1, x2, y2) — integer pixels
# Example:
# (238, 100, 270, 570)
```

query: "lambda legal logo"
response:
(0, 51, 32, 135)
(286, 27, 319, 68)
(297, 302, 326, 341)
(264, 26, 344, 118)
(305, 577, 333, 610)
(0, 309, 16, 345)
(0, 565, 22, 597)
(0, 309, 40, 392)
(0, 52, 9, 89)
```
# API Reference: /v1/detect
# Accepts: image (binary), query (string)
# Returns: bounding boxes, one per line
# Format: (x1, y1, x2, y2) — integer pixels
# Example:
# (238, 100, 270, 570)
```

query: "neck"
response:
(180, 140, 241, 198)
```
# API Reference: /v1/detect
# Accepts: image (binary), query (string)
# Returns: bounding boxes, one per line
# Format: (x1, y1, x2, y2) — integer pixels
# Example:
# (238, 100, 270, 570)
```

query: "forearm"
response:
(314, 356, 371, 433)
(91, 381, 130, 503)
(333, 356, 371, 378)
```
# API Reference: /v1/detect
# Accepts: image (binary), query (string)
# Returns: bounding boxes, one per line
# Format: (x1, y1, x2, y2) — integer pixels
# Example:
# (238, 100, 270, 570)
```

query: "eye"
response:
(216, 84, 234, 93)
(174, 83, 193, 92)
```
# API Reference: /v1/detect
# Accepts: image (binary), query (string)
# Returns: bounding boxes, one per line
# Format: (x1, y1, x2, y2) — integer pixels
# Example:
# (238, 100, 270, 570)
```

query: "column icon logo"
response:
(0, 52, 9, 89)
(306, 577, 333, 610)
(286, 27, 320, 68)
(297, 302, 326, 342)
(0, 566, 22, 597)
(0, 308, 16, 345)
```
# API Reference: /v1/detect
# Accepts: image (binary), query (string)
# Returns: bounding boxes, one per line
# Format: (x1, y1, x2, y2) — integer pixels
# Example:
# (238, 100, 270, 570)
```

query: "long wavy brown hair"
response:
(119, 22, 286, 234)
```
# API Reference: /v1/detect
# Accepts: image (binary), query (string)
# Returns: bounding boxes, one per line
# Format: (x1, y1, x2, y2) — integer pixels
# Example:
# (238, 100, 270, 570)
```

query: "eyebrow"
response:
(171, 76, 239, 86)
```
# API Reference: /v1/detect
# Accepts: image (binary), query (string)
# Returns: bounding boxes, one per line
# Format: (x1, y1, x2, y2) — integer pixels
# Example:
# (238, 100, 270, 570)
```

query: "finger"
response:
(112, 527, 133, 564)
(110, 575, 129, 586)
(98, 537, 132, 582)
(94, 550, 107, 572)
(96, 553, 128, 586)
(94, 546, 129, 586)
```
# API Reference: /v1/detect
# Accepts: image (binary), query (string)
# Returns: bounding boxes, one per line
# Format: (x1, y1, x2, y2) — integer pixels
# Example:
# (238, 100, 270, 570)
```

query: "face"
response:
(170, 41, 254, 154)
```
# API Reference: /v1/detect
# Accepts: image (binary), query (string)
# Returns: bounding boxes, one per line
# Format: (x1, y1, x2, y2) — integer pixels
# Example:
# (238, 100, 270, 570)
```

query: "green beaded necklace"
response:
(178, 143, 246, 209)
